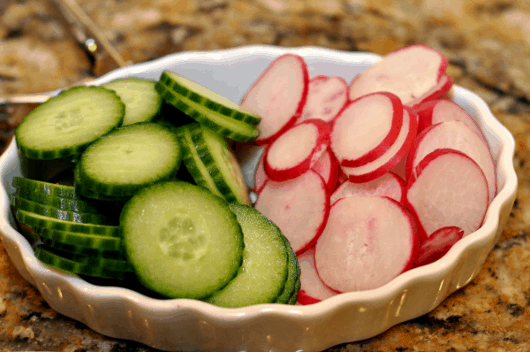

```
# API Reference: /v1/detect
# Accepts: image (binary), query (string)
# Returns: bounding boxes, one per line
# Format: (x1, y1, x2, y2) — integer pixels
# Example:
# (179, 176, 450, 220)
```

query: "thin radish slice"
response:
(254, 150, 268, 194)
(240, 54, 309, 145)
(312, 147, 339, 192)
(415, 226, 464, 267)
(349, 44, 448, 106)
(264, 119, 330, 182)
(416, 99, 486, 140)
(342, 107, 419, 183)
(255, 170, 330, 254)
(406, 120, 496, 202)
(406, 74, 454, 109)
(315, 196, 417, 292)
(330, 172, 405, 205)
(331, 92, 403, 167)
(404, 149, 489, 239)
(297, 247, 338, 305)
(298, 75, 348, 124)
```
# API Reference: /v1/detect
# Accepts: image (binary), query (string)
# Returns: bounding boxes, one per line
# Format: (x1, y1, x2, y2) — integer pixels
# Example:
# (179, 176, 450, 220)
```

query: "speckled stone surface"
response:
(1, 0, 530, 351)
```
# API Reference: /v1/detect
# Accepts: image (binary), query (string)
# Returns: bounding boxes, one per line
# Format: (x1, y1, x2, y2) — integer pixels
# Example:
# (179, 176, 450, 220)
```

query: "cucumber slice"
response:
(206, 203, 289, 308)
(288, 279, 301, 305)
(121, 181, 244, 299)
(178, 123, 250, 204)
(16, 209, 120, 237)
(42, 239, 125, 259)
(41, 245, 132, 272)
(177, 125, 225, 198)
(13, 177, 78, 199)
(35, 246, 127, 279)
(35, 228, 124, 252)
(103, 78, 162, 126)
(275, 235, 301, 304)
(156, 72, 259, 142)
(15, 187, 119, 216)
(12, 196, 114, 225)
(76, 123, 182, 198)
(190, 124, 251, 204)
(15, 86, 124, 160)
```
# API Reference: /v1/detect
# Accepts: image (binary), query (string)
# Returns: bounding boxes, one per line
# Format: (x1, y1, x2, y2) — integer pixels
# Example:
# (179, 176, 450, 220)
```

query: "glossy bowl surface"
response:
(0, 45, 517, 352)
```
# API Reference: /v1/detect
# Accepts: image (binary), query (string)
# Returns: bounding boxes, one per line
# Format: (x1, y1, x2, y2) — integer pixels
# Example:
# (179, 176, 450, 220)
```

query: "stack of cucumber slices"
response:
(12, 74, 300, 307)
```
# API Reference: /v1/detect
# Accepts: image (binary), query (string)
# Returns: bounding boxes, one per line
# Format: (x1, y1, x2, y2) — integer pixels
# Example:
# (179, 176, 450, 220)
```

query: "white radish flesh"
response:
(349, 44, 448, 106)
(315, 196, 417, 292)
(298, 75, 349, 124)
(405, 74, 454, 109)
(255, 170, 330, 254)
(405, 149, 489, 238)
(296, 247, 337, 305)
(254, 151, 268, 194)
(406, 120, 496, 202)
(330, 172, 404, 205)
(264, 119, 330, 181)
(342, 107, 418, 183)
(331, 92, 403, 167)
(415, 226, 464, 267)
(240, 54, 309, 145)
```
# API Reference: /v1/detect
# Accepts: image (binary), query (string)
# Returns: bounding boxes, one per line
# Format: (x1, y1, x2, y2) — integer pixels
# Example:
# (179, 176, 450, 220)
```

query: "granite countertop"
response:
(1, 0, 530, 351)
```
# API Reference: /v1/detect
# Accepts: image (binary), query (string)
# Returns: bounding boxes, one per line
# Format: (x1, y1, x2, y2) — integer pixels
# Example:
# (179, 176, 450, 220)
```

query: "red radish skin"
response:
(264, 119, 330, 182)
(297, 247, 338, 305)
(315, 196, 418, 292)
(342, 107, 419, 183)
(312, 147, 339, 192)
(406, 120, 496, 202)
(416, 99, 486, 140)
(240, 54, 309, 145)
(330, 172, 405, 205)
(331, 92, 403, 167)
(415, 226, 465, 267)
(298, 75, 349, 124)
(349, 44, 448, 106)
(255, 170, 330, 254)
(404, 149, 489, 240)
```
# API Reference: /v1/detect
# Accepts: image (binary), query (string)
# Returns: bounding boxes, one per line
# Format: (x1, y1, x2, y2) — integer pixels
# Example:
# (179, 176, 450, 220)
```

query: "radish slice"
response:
(331, 92, 403, 167)
(254, 151, 268, 194)
(240, 54, 309, 145)
(416, 99, 486, 140)
(264, 119, 330, 182)
(342, 107, 419, 183)
(406, 120, 496, 202)
(297, 247, 338, 305)
(312, 147, 339, 192)
(349, 44, 448, 106)
(406, 74, 454, 109)
(298, 75, 348, 124)
(415, 226, 464, 267)
(255, 170, 330, 254)
(315, 196, 417, 292)
(330, 172, 405, 205)
(405, 149, 489, 239)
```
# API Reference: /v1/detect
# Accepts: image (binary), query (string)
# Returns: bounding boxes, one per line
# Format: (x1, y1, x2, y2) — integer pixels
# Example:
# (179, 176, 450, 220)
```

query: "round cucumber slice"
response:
(121, 181, 244, 299)
(76, 123, 182, 198)
(15, 86, 124, 160)
(206, 203, 289, 308)
(13, 177, 78, 199)
(275, 234, 301, 304)
(35, 228, 124, 252)
(16, 209, 120, 237)
(103, 78, 162, 126)
(12, 196, 114, 225)
(35, 246, 128, 279)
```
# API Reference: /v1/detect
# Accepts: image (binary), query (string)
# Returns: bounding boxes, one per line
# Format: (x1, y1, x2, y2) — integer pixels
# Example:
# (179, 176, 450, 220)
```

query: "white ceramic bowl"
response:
(0, 45, 517, 352)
